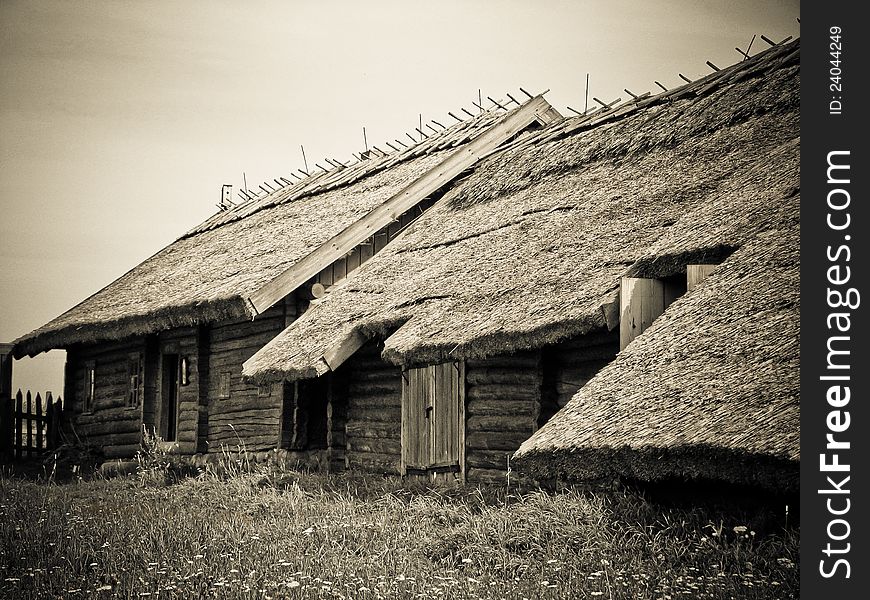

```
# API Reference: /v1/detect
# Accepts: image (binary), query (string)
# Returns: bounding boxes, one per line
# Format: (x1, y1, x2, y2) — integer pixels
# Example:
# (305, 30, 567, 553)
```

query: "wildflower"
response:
(288, 581, 300, 588)
(733, 525, 747, 534)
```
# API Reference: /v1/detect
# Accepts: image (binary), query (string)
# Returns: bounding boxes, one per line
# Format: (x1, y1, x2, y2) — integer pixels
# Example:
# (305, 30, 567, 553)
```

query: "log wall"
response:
(340, 341, 402, 475)
(68, 338, 146, 459)
(206, 303, 287, 451)
(464, 351, 541, 484)
(540, 329, 620, 426)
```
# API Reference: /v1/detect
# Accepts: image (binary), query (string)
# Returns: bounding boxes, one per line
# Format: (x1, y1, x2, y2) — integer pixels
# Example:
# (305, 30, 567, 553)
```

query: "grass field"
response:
(0, 457, 798, 600)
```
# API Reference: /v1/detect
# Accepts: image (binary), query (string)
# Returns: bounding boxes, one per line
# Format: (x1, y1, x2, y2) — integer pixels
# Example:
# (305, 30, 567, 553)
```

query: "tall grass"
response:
(0, 468, 797, 599)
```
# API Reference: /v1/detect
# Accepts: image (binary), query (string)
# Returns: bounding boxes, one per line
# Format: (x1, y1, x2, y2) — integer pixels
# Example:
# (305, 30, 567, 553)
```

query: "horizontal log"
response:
(465, 369, 539, 386)
(346, 368, 402, 383)
(347, 381, 402, 396)
(209, 317, 284, 343)
(210, 396, 282, 413)
(207, 433, 279, 449)
(345, 421, 400, 439)
(467, 399, 538, 417)
(345, 407, 400, 423)
(466, 449, 513, 470)
(208, 350, 261, 368)
(466, 431, 532, 451)
(210, 334, 281, 356)
(466, 467, 507, 485)
(78, 417, 141, 437)
(208, 418, 280, 431)
(465, 352, 539, 370)
(348, 393, 400, 410)
(466, 385, 540, 402)
(347, 439, 402, 456)
(77, 408, 142, 425)
(467, 415, 536, 434)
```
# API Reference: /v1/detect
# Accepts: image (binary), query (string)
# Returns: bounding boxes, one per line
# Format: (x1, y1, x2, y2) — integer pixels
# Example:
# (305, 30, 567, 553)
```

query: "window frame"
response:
(127, 353, 143, 408)
(83, 360, 96, 413)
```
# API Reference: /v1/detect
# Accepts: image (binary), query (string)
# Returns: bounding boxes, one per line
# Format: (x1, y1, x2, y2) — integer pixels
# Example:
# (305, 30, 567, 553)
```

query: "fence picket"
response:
(2, 389, 64, 461)
(36, 393, 44, 450)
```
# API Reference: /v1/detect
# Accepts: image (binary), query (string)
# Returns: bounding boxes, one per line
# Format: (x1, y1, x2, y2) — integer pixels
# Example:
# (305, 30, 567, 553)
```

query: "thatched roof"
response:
(12, 109, 507, 358)
(513, 224, 799, 491)
(243, 40, 799, 382)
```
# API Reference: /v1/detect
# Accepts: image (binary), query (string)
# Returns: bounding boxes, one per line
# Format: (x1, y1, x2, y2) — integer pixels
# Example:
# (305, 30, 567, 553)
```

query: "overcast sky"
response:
(0, 0, 799, 395)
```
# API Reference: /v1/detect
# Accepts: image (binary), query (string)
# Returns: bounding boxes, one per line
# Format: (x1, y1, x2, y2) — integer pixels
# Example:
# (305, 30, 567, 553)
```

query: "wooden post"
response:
(687, 264, 718, 291)
(36, 392, 44, 451)
(47, 396, 62, 450)
(14, 390, 23, 459)
(26, 392, 34, 457)
(620, 277, 666, 350)
(0, 344, 12, 461)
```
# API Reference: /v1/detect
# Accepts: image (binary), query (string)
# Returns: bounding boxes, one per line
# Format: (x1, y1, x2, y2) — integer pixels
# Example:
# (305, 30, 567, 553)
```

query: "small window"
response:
(128, 354, 143, 407)
(257, 382, 272, 397)
(218, 371, 231, 399)
(84, 361, 96, 413)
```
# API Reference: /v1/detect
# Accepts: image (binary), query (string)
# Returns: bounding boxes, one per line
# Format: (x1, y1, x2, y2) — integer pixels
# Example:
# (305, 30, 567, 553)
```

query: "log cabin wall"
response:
(464, 351, 542, 484)
(540, 329, 620, 427)
(206, 303, 287, 451)
(66, 338, 147, 459)
(340, 340, 403, 475)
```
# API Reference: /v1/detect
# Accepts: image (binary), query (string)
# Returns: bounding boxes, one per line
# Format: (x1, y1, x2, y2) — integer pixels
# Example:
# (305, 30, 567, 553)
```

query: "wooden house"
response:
(11, 97, 563, 461)
(242, 40, 799, 486)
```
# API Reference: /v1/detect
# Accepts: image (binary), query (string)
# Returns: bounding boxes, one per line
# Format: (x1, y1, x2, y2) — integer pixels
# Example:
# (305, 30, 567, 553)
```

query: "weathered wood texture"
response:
(687, 264, 718, 291)
(401, 361, 463, 475)
(340, 342, 402, 475)
(540, 329, 619, 427)
(206, 305, 286, 451)
(464, 351, 541, 484)
(67, 338, 146, 458)
(620, 276, 685, 350)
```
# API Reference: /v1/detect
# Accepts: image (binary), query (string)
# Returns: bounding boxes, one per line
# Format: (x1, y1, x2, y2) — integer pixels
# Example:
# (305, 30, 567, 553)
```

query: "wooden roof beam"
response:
(246, 95, 563, 315)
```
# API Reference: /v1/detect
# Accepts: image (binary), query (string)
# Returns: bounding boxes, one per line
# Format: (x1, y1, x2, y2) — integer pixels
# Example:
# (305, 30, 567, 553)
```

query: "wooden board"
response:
(247, 96, 563, 314)
(619, 277, 666, 351)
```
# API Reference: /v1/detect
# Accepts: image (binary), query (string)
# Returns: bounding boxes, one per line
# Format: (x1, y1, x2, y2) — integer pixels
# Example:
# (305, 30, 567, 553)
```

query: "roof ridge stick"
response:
(245, 95, 563, 315)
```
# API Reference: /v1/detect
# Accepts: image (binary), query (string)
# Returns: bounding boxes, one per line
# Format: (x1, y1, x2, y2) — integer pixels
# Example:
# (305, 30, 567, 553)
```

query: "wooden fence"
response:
(0, 390, 64, 460)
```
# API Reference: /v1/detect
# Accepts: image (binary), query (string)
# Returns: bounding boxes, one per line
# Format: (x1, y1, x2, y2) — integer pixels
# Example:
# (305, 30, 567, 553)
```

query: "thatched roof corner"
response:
(243, 40, 800, 382)
(13, 296, 251, 359)
(513, 224, 800, 490)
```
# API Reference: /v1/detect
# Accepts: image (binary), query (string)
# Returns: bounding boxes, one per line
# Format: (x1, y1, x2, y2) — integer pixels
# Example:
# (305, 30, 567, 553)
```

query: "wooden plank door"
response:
(402, 366, 432, 471)
(401, 362, 464, 479)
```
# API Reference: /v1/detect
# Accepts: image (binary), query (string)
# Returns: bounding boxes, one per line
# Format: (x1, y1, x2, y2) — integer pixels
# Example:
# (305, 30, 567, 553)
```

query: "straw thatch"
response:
(243, 41, 799, 383)
(12, 109, 507, 359)
(513, 224, 799, 491)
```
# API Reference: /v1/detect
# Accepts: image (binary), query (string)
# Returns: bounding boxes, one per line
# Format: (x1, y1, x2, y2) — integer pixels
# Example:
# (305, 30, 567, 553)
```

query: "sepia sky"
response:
(0, 0, 799, 394)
